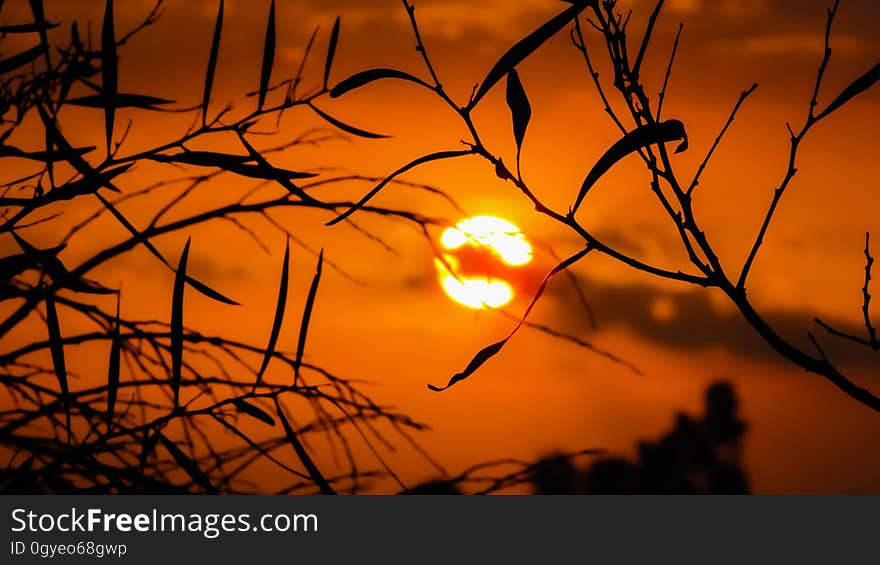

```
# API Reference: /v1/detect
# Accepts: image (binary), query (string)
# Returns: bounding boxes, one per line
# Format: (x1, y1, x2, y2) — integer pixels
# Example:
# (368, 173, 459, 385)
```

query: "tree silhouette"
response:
(0, 0, 446, 494)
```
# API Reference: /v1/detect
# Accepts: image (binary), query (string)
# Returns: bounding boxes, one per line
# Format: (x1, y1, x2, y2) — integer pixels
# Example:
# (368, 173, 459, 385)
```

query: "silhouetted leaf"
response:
(294, 249, 322, 384)
(27, 0, 51, 68)
(53, 272, 115, 295)
(184, 275, 239, 306)
(0, 44, 46, 75)
(506, 68, 531, 158)
(232, 399, 275, 426)
(203, 0, 224, 125)
(323, 16, 340, 90)
(330, 68, 431, 98)
(428, 340, 505, 392)
(429, 246, 590, 391)
(57, 22, 82, 105)
(309, 104, 389, 139)
(67, 93, 174, 110)
(258, 0, 275, 111)
(256, 239, 289, 384)
(817, 62, 880, 120)
(101, 0, 117, 155)
(171, 239, 190, 409)
(106, 295, 121, 427)
(44, 123, 54, 185)
(156, 432, 218, 493)
(227, 163, 318, 180)
(470, 1, 589, 107)
(0, 144, 94, 162)
(572, 119, 688, 213)
(0, 21, 56, 34)
(236, 133, 322, 205)
(44, 293, 71, 439)
(274, 396, 336, 494)
(326, 149, 473, 226)
(96, 191, 172, 267)
(151, 151, 317, 180)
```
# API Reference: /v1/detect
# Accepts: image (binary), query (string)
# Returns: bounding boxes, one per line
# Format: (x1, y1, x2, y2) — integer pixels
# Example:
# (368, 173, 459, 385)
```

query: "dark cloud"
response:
(551, 272, 880, 370)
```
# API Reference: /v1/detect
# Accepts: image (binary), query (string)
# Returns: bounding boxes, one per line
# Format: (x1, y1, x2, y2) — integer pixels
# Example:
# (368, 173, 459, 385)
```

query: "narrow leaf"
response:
(236, 132, 322, 205)
(274, 396, 336, 494)
(44, 125, 54, 186)
(0, 144, 94, 162)
(185, 275, 239, 306)
(330, 68, 431, 98)
(817, 62, 880, 121)
(0, 44, 46, 75)
(326, 149, 473, 226)
(572, 119, 688, 214)
(428, 340, 506, 392)
(290, 26, 319, 100)
(67, 93, 174, 109)
(506, 69, 531, 158)
(156, 432, 218, 493)
(323, 17, 340, 90)
(106, 294, 121, 426)
(219, 162, 318, 180)
(44, 293, 71, 440)
(294, 249, 322, 385)
(101, 0, 117, 155)
(309, 104, 389, 139)
(0, 22, 57, 34)
(256, 239, 289, 384)
(171, 239, 190, 409)
(258, 0, 276, 111)
(232, 399, 275, 426)
(429, 246, 591, 391)
(27, 0, 51, 68)
(203, 0, 224, 126)
(470, 1, 589, 107)
(96, 192, 170, 268)
(151, 151, 317, 180)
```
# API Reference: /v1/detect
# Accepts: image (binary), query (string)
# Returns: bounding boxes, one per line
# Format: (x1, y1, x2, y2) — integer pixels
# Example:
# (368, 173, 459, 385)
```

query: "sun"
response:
(435, 215, 533, 309)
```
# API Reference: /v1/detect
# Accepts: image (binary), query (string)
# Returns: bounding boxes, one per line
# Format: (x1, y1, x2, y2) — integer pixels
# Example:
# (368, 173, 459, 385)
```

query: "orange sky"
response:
(2, 0, 880, 492)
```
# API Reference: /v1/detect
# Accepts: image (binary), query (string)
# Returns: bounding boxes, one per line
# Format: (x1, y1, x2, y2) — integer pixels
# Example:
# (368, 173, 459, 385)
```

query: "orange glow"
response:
(435, 216, 533, 309)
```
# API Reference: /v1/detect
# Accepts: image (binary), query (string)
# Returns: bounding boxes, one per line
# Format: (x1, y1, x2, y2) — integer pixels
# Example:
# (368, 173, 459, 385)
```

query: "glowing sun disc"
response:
(436, 215, 532, 309)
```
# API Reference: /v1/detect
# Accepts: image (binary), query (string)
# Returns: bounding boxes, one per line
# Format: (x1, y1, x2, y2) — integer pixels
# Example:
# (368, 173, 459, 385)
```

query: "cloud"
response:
(550, 273, 880, 369)
(715, 32, 865, 57)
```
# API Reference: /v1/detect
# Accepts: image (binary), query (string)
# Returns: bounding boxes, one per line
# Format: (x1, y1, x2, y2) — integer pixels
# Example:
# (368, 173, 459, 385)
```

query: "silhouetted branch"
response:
(688, 83, 758, 195)
(815, 232, 880, 351)
(656, 22, 682, 120)
(0, 1, 440, 493)
(862, 232, 877, 346)
(335, 0, 880, 410)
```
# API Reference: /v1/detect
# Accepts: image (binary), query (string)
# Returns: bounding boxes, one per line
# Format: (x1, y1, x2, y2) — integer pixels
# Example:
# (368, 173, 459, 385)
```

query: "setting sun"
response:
(435, 216, 533, 309)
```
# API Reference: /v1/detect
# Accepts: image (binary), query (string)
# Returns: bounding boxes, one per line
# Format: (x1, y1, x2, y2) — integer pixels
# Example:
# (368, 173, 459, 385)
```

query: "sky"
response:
(2, 0, 880, 492)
